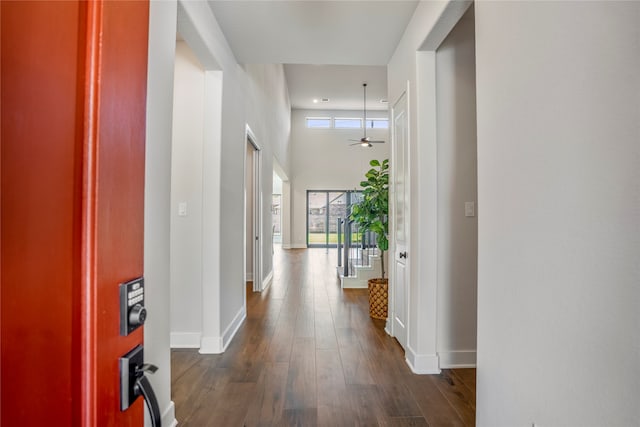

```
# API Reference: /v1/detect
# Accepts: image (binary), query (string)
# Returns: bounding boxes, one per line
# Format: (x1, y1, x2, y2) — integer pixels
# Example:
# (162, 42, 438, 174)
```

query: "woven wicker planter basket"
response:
(368, 278, 389, 319)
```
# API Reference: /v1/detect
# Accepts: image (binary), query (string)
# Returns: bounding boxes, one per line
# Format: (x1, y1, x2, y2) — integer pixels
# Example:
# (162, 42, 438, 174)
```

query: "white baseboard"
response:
(170, 332, 201, 348)
(199, 335, 223, 354)
(222, 305, 246, 350)
(246, 272, 253, 281)
(340, 276, 369, 288)
(145, 400, 176, 427)
(405, 345, 441, 374)
(262, 270, 273, 291)
(199, 305, 246, 354)
(283, 243, 307, 249)
(163, 401, 177, 427)
(438, 350, 476, 368)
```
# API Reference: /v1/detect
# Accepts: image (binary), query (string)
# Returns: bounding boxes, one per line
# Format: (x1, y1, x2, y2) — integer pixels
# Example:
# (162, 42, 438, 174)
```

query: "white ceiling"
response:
(284, 64, 388, 111)
(207, 0, 419, 110)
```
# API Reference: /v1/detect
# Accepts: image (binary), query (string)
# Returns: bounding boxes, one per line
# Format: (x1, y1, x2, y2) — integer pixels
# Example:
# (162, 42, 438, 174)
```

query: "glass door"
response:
(307, 190, 359, 248)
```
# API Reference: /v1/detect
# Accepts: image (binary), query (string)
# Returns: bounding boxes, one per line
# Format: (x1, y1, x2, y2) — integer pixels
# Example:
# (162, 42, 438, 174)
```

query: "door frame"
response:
(244, 125, 262, 293)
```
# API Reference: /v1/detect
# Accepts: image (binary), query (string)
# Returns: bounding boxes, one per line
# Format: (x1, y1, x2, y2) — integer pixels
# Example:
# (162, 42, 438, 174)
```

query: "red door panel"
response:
(92, 1, 149, 425)
(1, 1, 149, 425)
(1, 2, 85, 424)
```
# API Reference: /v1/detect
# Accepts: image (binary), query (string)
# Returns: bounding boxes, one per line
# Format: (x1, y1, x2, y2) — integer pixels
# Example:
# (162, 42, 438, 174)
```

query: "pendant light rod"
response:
(363, 83, 367, 139)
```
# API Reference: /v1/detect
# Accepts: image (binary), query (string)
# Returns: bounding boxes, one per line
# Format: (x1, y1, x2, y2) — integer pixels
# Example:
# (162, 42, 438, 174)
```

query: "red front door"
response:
(1, 1, 150, 425)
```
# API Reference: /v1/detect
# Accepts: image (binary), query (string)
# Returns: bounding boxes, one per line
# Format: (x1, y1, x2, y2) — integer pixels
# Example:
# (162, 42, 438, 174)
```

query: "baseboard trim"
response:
(246, 272, 253, 281)
(405, 346, 441, 374)
(170, 332, 201, 348)
(222, 305, 246, 350)
(262, 270, 273, 291)
(283, 243, 307, 249)
(199, 306, 246, 354)
(438, 350, 476, 368)
(162, 401, 177, 427)
(384, 319, 393, 336)
(199, 335, 223, 354)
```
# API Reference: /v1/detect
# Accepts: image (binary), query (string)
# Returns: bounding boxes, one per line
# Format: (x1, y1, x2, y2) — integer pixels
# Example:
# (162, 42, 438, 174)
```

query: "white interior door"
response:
(392, 91, 409, 349)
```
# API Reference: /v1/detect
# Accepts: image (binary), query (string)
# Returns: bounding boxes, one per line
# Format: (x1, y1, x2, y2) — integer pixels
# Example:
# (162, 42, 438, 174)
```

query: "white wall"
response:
(244, 64, 292, 281)
(387, 0, 472, 373)
(475, 2, 640, 426)
(167, 1, 291, 355)
(435, 6, 477, 368)
(144, 1, 177, 425)
(169, 41, 205, 347)
(289, 109, 390, 248)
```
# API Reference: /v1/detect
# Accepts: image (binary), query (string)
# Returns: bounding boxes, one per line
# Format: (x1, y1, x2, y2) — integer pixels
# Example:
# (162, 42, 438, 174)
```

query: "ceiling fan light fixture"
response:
(347, 83, 386, 148)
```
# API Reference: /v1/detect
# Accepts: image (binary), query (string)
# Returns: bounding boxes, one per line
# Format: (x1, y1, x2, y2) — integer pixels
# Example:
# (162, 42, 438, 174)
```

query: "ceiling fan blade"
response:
(348, 139, 363, 142)
(367, 140, 386, 144)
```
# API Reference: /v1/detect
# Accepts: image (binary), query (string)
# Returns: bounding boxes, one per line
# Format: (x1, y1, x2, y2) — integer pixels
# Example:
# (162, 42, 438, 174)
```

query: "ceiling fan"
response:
(349, 83, 386, 148)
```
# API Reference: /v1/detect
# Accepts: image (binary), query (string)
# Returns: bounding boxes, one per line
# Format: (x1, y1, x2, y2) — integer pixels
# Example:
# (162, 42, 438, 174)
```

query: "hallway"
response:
(171, 247, 475, 426)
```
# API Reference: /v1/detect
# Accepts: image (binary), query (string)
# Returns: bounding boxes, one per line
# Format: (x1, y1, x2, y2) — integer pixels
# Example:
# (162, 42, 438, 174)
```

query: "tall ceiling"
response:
(207, 0, 419, 110)
(284, 64, 388, 111)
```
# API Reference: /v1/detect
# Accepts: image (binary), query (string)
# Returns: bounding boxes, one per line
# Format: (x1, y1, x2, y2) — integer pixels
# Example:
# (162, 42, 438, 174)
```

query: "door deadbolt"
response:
(129, 304, 147, 327)
(120, 277, 146, 336)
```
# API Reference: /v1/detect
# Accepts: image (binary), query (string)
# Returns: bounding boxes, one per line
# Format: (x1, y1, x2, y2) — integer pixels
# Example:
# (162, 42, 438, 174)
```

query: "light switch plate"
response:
(178, 202, 187, 217)
(465, 202, 475, 217)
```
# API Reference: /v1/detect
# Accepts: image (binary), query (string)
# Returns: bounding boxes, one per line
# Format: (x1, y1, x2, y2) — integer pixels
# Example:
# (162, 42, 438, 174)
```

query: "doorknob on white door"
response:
(399, 251, 407, 259)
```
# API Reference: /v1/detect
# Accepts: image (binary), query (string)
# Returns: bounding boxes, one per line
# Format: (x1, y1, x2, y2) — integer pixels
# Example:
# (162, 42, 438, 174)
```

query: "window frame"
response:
(305, 117, 332, 129)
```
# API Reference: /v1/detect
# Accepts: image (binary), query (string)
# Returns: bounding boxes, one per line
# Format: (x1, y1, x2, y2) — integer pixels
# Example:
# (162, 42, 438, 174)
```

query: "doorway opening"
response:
(245, 128, 262, 293)
(272, 173, 283, 246)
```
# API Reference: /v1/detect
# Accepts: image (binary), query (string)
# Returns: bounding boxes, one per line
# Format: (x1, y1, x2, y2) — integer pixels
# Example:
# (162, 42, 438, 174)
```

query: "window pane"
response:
(334, 118, 362, 129)
(328, 192, 347, 239)
(306, 117, 331, 128)
(272, 194, 281, 235)
(366, 119, 389, 129)
(307, 192, 327, 246)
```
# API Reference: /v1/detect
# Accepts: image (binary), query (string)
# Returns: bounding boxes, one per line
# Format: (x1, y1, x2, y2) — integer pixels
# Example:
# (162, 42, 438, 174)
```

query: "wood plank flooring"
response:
(171, 247, 475, 426)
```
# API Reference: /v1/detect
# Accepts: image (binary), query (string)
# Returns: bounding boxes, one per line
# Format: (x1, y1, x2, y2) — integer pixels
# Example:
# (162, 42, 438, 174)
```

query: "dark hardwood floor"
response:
(171, 247, 475, 426)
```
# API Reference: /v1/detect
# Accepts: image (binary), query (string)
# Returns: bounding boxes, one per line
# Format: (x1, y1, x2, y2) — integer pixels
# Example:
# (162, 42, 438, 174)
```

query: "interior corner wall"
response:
(435, 5, 477, 368)
(174, 1, 292, 352)
(289, 109, 390, 248)
(387, 0, 471, 371)
(244, 64, 292, 287)
(169, 40, 205, 346)
(144, 0, 177, 424)
(475, 2, 640, 425)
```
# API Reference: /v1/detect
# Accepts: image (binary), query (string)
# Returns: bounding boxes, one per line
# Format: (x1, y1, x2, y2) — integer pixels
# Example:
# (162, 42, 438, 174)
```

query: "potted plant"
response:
(350, 159, 389, 319)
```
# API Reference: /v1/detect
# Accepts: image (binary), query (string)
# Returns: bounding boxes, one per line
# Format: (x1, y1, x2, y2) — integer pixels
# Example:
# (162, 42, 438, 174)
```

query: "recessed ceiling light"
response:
(321, 98, 330, 103)
(380, 98, 388, 104)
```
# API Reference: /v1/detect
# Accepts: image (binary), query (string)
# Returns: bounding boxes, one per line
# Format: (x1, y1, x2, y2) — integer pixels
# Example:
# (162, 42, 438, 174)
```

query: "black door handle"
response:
(135, 374, 161, 427)
(399, 251, 407, 259)
(120, 345, 162, 427)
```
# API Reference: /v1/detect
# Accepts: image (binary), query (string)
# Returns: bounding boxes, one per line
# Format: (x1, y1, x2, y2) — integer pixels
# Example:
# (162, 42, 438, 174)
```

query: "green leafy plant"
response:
(349, 159, 389, 279)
